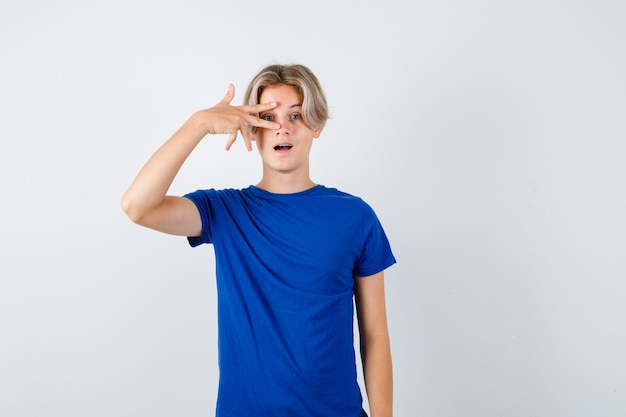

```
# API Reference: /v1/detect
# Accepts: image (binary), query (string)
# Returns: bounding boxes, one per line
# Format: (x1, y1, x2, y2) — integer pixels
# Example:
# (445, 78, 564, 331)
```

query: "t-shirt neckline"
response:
(248, 184, 324, 198)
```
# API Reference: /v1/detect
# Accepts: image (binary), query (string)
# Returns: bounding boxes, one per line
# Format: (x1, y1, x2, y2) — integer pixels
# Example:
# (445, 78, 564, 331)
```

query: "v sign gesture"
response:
(196, 83, 280, 151)
(121, 84, 279, 234)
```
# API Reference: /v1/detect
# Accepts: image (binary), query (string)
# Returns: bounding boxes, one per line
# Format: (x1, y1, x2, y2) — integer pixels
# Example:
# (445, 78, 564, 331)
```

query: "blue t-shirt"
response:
(184, 185, 396, 417)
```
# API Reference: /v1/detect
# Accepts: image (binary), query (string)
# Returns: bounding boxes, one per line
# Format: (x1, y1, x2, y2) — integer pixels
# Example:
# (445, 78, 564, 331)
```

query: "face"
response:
(256, 84, 322, 177)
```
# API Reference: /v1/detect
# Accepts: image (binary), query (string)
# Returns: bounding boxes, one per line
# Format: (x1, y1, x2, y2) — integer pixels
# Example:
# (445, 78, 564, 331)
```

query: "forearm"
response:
(362, 334, 393, 417)
(121, 114, 207, 222)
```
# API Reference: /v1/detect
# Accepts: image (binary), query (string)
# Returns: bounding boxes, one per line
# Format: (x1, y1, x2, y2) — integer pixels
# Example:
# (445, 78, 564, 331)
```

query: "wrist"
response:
(188, 111, 208, 133)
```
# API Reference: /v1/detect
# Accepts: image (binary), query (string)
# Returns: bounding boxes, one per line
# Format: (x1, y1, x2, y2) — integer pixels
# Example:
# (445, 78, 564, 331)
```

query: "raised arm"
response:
(121, 84, 279, 236)
(355, 271, 393, 417)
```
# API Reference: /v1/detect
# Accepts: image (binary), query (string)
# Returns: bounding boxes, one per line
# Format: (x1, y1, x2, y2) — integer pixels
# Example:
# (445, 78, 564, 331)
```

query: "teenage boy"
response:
(122, 64, 396, 417)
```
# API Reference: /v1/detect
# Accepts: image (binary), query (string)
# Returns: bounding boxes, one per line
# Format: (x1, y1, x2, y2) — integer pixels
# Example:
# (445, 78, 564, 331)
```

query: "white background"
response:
(1, 0, 625, 416)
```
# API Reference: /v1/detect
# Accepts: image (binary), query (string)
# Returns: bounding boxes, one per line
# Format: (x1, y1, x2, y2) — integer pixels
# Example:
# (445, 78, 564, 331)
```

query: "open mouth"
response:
(273, 144, 293, 151)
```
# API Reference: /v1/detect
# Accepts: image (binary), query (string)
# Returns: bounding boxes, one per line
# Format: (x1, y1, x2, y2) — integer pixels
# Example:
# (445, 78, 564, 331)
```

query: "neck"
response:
(256, 171, 316, 194)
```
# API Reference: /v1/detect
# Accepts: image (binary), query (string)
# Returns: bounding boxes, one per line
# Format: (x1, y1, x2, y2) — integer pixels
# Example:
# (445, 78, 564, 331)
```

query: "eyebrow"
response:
(260, 103, 302, 111)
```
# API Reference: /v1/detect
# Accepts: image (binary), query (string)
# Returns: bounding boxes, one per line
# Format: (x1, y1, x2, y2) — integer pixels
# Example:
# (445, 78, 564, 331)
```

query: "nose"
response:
(274, 115, 292, 135)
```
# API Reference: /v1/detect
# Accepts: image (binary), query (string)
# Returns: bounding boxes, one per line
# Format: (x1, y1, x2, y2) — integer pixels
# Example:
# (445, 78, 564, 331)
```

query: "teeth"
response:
(274, 144, 293, 150)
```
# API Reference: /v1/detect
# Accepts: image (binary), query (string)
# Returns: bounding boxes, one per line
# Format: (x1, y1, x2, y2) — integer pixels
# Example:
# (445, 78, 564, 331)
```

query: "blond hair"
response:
(244, 64, 329, 133)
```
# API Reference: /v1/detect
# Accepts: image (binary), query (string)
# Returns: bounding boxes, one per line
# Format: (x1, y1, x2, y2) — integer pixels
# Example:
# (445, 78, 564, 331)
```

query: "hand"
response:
(195, 84, 280, 151)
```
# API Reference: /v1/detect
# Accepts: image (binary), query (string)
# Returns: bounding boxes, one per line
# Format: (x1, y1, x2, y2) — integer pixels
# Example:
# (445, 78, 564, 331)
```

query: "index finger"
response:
(242, 100, 278, 115)
(244, 114, 281, 130)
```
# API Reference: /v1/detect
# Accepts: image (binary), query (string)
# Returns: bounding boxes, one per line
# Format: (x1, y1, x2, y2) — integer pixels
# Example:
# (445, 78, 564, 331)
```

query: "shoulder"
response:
(184, 187, 248, 200)
(314, 185, 367, 205)
(183, 187, 256, 213)
(310, 186, 385, 229)
(318, 185, 377, 212)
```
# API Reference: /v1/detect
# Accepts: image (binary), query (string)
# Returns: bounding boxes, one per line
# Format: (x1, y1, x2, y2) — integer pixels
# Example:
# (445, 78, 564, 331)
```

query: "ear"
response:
(313, 127, 323, 138)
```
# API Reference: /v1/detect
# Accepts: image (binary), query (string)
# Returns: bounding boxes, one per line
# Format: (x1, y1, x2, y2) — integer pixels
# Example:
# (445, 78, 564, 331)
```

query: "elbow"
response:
(121, 191, 145, 224)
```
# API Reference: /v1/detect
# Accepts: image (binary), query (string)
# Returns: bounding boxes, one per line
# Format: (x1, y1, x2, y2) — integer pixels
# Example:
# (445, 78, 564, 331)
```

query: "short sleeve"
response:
(183, 189, 215, 247)
(353, 202, 396, 277)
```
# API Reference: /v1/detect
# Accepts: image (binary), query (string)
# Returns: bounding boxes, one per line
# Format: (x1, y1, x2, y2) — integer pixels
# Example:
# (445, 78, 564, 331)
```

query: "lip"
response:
(273, 142, 293, 155)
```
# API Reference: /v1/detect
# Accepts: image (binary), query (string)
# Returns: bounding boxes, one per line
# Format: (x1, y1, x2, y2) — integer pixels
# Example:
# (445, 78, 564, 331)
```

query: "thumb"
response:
(219, 83, 235, 105)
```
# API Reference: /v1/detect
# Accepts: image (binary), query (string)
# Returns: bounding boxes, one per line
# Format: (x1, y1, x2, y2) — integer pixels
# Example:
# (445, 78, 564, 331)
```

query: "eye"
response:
(291, 113, 302, 120)
(261, 114, 274, 121)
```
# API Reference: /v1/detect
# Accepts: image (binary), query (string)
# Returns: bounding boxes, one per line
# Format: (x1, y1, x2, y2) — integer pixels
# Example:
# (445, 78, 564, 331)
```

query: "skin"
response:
(121, 83, 393, 417)
(355, 271, 394, 417)
(254, 84, 322, 193)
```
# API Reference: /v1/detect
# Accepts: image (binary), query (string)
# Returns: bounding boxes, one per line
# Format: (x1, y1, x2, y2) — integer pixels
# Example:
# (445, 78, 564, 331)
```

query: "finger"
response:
(241, 100, 278, 114)
(219, 83, 235, 105)
(225, 131, 238, 151)
(241, 124, 253, 152)
(245, 114, 280, 130)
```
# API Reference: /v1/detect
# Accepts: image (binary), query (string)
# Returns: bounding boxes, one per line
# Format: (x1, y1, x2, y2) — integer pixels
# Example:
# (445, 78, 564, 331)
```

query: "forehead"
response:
(259, 84, 302, 104)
